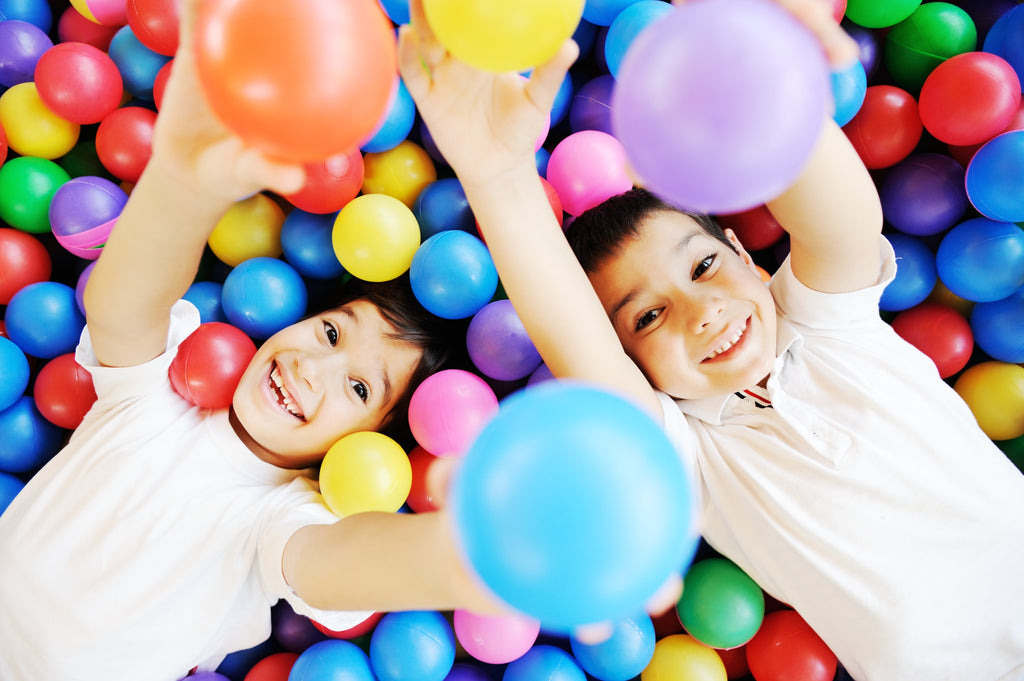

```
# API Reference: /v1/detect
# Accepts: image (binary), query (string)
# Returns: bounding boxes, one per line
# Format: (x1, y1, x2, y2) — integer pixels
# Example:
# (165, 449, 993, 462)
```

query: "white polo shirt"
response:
(660, 238, 1024, 681)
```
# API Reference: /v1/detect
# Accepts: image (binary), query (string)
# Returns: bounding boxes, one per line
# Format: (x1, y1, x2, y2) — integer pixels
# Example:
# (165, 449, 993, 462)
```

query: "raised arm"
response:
(398, 0, 662, 419)
(82, 0, 305, 368)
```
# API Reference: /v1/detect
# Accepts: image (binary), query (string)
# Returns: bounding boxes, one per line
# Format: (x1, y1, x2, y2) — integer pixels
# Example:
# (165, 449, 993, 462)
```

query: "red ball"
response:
(920, 52, 1022, 147)
(948, 99, 1024, 166)
(891, 301, 974, 379)
(34, 42, 124, 125)
(745, 610, 837, 681)
(312, 611, 383, 640)
(284, 146, 365, 214)
(717, 204, 786, 252)
(96, 106, 157, 183)
(152, 59, 173, 110)
(405, 444, 442, 513)
(0, 228, 52, 305)
(243, 652, 299, 681)
(842, 85, 923, 169)
(169, 322, 257, 409)
(194, 0, 398, 162)
(126, 0, 180, 57)
(33, 352, 97, 429)
(57, 6, 119, 51)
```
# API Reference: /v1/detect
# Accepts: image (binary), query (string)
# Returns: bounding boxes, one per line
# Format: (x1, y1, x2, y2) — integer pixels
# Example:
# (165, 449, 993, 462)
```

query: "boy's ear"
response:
(723, 228, 760, 276)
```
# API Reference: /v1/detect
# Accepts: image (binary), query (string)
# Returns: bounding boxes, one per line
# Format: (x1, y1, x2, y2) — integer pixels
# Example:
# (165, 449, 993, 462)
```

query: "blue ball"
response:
(0, 471, 24, 517)
(378, 0, 409, 24)
(451, 382, 698, 632)
(569, 614, 656, 681)
(215, 637, 279, 681)
(412, 179, 476, 240)
(830, 57, 867, 127)
(361, 79, 416, 153)
(535, 147, 551, 177)
(183, 281, 226, 324)
(410, 231, 498, 320)
(0, 396, 64, 474)
(5, 281, 86, 359)
(504, 646, 586, 681)
(971, 285, 1024, 363)
(107, 25, 172, 101)
(549, 71, 574, 129)
(880, 233, 937, 312)
(965, 130, 1024, 224)
(0, 335, 30, 412)
(221, 257, 308, 339)
(983, 3, 1024, 85)
(583, 0, 644, 26)
(290, 639, 376, 681)
(605, 0, 673, 78)
(936, 217, 1024, 302)
(281, 209, 347, 280)
(0, 0, 52, 31)
(369, 611, 455, 681)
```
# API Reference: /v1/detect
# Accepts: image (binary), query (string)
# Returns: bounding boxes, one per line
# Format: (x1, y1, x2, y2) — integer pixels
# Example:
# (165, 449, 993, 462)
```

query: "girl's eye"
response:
(350, 379, 369, 403)
(635, 309, 660, 332)
(693, 254, 716, 280)
(323, 321, 338, 346)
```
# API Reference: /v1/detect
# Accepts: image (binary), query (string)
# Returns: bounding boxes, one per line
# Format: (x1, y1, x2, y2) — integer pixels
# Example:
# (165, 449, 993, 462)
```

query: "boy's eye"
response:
(323, 321, 338, 346)
(693, 254, 716, 280)
(350, 379, 369, 403)
(635, 309, 660, 332)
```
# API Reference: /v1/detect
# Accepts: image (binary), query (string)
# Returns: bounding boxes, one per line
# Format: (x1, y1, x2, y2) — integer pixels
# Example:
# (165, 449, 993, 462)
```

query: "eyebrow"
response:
(338, 306, 393, 407)
(608, 231, 702, 324)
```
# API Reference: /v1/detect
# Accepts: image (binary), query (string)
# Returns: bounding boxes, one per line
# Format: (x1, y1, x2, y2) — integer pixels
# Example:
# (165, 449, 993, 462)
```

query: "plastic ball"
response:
(891, 302, 974, 378)
(290, 640, 375, 681)
(0, 396, 64, 473)
(919, 51, 1021, 147)
(842, 85, 923, 169)
(407, 369, 499, 457)
(221, 257, 308, 339)
(971, 287, 1024, 364)
(422, 0, 584, 73)
(361, 140, 437, 208)
(5, 281, 86, 359)
(33, 352, 97, 429)
(34, 41, 124, 124)
(0, 335, 30, 412)
(332, 193, 421, 282)
(570, 614, 657, 681)
(504, 645, 586, 681)
(409, 230, 498, 320)
(745, 610, 837, 681)
(878, 153, 968, 237)
(965, 130, 1024, 223)
(884, 2, 977, 94)
(451, 382, 698, 631)
(466, 299, 542, 382)
(126, 0, 179, 56)
(369, 611, 455, 681)
(0, 82, 80, 159)
(183, 280, 226, 324)
(678, 558, 764, 651)
(954, 361, 1024, 440)
(280, 209, 346, 281)
(49, 175, 127, 260)
(830, 58, 867, 127)
(168, 322, 257, 410)
(271, 602, 327, 653)
(412, 178, 476, 240)
(152, 58, 171, 109)
(378, 0, 409, 24)
(208, 193, 285, 267)
(612, 0, 829, 214)
(361, 79, 416, 154)
(0, 0, 52, 30)
(0, 228, 51, 304)
(604, 1, 672, 79)
(846, 21, 881, 79)
(0, 19, 52, 86)
(284, 146, 364, 215)
(641, 634, 727, 681)
(715, 205, 785, 253)
(69, 0, 127, 25)
(405, 445, 442, 513)
(569, 74, 615, 136)
(452, 610, 540, 665)
(313, 611, 383, 641)
(948, 98, 1024, 167)
(983, 3, 1024, 83)
(74, 261, 95, 317)
(107, 24, 172, 101)
(95, 105, 157, 183)
(56, 5, 118, 50)
(235, 651, 297, 681)
(319, 431, 412, 516)
(195, 0, 397, 162)
(880, 233, 937, 312)
(936, 217, 1024, 303)
(0, 470, 25, 517)
(844, 0, 921, 29)
(547, 130, 632, 216)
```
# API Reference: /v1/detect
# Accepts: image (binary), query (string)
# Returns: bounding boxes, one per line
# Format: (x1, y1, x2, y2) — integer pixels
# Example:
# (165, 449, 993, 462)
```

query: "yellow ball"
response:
(332, 193, 421, 282)
(362, 140, 437, 208)
(319, 431, 413, 516)
(208, 193, 285, 267)
(641, 635, 726, 681)
(423, 0, 584, 73)
(0, 83, 80, 160)
(954, 361, 1024, 441)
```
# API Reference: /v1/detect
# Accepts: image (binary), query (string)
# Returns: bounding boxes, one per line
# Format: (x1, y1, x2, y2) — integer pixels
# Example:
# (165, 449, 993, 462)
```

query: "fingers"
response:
(234, 148, 306, 197)
(573, 621, 615, 645)
(397, 25, 430, 100)
(646, 573, 684, 616)
(525, 39, 579, 115)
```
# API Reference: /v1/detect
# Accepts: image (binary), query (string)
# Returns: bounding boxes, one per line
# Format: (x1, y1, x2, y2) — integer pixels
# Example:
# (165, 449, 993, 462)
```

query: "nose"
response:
(293, 349, 340, 393)
(684, 292, 724, 335)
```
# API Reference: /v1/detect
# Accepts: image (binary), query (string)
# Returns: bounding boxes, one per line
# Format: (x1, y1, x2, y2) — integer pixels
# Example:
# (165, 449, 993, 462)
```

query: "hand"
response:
(397, 0, 578, 188)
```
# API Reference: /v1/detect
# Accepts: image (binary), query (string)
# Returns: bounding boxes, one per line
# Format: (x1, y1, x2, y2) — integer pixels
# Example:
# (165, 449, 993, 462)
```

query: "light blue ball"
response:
(605, 0, 673, 78)
(290, 639, 376, 681)
(0, 336, 30, 412)
(881, 233, 936, 312)
(936, 217, 1024, 302)
(222, 258, 307, 339)
(107, 25, 171, 102)
(361, 79, 416, 153)
(504, 646, 586, 681)
(0, 0, 52, 32)
(410, 231, 498, 320)
(369, 611, 455, 681)
(583, 0, 645, 27)
(183, 281, 226, 324)
(831, 58, 867, 127)
(569, 613, 656, 681)
(0, 471, 24, 517)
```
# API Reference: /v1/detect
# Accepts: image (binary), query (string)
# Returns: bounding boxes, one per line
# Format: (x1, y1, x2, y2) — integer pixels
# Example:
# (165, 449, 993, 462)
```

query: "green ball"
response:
(845, 0, 922, 29)
(996, 434, 1024, 474)
(677, 557, 765, 649)
(885, 2, 977, 94)
(0, 156, 71, 234)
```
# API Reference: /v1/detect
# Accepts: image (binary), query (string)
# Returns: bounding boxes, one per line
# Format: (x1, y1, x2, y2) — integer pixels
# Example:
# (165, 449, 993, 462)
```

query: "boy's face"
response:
(589, 211, 778, 400)
(231, 300, 423, 468)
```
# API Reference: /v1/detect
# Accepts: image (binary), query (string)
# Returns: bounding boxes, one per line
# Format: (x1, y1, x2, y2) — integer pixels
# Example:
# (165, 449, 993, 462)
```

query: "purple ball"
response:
(49, 176, 128, 239)
(467, 299, 542, 382)
(879, 153, 968, 236)
(271, 602, 326, 653)
(0, 19, 53, 87)
(842, 19, 880, 79)
(570, 74, 616, 136)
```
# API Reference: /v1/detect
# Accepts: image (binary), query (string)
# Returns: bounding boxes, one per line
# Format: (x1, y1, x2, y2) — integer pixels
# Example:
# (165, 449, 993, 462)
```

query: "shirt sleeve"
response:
(656, 392, 706, 523)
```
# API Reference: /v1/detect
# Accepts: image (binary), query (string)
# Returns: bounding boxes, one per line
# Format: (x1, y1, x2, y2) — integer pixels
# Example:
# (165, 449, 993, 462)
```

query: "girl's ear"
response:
(723, 228, 760, 276)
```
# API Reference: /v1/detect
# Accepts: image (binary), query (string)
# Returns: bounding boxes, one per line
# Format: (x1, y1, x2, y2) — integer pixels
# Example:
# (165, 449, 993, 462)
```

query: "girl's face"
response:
(231, 299, 423, 469)
(589, 211, 778, 400)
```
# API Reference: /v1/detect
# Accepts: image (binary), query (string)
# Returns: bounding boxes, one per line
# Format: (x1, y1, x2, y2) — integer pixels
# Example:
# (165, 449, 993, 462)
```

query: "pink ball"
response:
(34, 42, 123, 125)
(546, 130, 633, 216)
(453, 610, 540, 665)
(57, 6, 119, 51)
(408, 369, 498, 457)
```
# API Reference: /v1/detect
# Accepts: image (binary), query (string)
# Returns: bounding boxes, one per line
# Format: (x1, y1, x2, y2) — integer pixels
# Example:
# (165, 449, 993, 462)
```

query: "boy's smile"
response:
(589, 211, 778, 400)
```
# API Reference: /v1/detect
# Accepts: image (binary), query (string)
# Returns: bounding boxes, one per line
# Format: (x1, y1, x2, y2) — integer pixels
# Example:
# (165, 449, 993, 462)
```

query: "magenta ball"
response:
(33, 41, 124, 124)
(407, 369, 499, 457)
(611, 0, 830, 213)
(453, 610, 540, 665)
(466, 299, 542, 382)
(547, 130, 633, 216)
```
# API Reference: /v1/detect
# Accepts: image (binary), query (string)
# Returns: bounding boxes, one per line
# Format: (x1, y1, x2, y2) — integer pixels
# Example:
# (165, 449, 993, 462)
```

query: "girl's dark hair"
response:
(564, 187, 734, 273)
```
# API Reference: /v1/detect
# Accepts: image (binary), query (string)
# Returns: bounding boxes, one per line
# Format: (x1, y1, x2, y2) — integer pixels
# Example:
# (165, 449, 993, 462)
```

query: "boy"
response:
(398, 0, 1024, 679)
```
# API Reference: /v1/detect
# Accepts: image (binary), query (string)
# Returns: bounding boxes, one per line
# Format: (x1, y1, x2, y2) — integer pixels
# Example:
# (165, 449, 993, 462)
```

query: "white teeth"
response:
(706, 327, 745, 360)
(270, 364, 304, 419)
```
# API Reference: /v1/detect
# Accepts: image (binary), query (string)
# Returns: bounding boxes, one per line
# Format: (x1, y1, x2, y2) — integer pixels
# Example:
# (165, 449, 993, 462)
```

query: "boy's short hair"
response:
(564, 187, 735, 274)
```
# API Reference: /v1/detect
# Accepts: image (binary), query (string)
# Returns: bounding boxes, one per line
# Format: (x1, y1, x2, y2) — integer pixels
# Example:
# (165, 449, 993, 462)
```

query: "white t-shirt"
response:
(0, 301, 370, 681)
(660, 238, 1024, 681)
